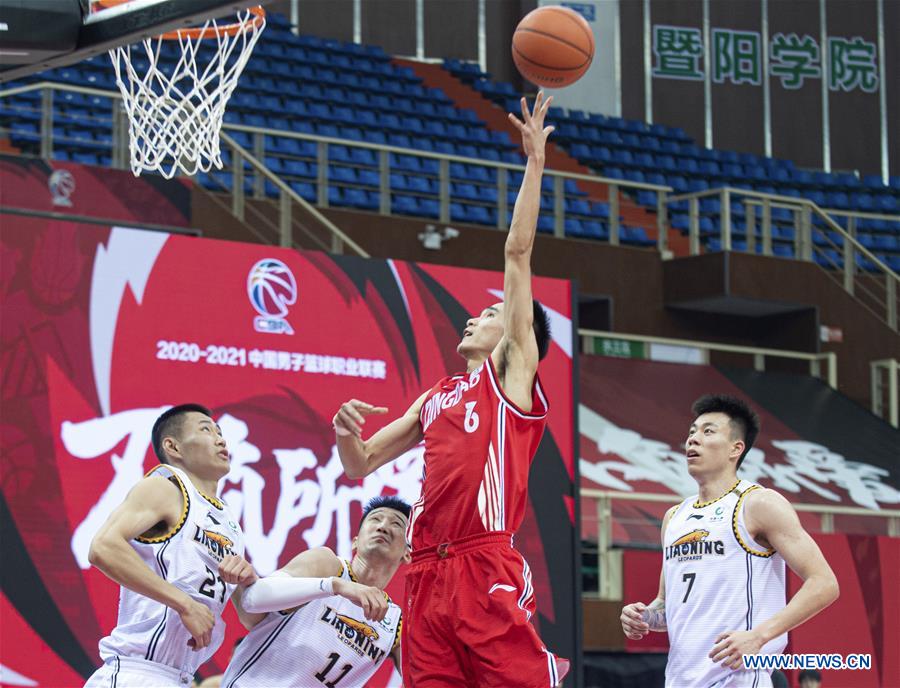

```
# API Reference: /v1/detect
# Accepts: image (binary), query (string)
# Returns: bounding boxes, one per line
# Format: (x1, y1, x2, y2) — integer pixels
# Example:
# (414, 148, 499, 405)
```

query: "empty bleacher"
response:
(1, 13, 898, 267)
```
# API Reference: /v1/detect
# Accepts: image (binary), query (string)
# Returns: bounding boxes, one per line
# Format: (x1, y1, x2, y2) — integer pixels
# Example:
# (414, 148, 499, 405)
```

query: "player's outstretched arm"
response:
(709, 489, 839, 670)
(88, 476, 216, 650)
(231, 548, 390, 622)
(493, 92, 555, 409)
(620, 504, 677, 639)
(333, 392, 427, 479)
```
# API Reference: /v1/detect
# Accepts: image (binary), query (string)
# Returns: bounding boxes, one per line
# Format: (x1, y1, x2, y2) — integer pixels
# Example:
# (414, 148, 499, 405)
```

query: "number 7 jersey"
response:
(663, 479, 787, 688)
(407, 357, 549, 551)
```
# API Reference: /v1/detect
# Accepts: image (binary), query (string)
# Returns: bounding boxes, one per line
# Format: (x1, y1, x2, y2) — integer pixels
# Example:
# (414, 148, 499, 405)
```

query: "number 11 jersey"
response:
(222, 559, 401, 688)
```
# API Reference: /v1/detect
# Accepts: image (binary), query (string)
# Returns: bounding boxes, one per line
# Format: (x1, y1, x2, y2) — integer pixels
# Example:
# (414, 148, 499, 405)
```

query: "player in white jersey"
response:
(85, 404, 258, 688)
(621, 395, 839, 688)
(219, 495, 409, 688)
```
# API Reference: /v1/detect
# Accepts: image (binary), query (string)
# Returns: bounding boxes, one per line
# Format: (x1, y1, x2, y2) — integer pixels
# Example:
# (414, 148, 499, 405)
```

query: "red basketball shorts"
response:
(402, 531, 569, 688)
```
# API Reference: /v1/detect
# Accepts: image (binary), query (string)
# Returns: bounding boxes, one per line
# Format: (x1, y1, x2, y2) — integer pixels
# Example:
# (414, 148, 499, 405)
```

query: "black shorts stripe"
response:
(110, 656, 119, 688)
(226, 614, 295, 688)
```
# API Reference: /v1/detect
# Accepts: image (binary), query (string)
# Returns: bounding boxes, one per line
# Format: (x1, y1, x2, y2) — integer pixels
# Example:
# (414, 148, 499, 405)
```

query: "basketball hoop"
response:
(96, 2, 265, 178)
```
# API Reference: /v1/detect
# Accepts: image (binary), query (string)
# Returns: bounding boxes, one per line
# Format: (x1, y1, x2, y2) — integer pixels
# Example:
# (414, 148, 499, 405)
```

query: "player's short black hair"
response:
(691, 394, 760, 470)
(151, 403, 214, 464)
(798, 670, 822, 683)
(533, 299, 551, 360)
(360, 495, 411, 528)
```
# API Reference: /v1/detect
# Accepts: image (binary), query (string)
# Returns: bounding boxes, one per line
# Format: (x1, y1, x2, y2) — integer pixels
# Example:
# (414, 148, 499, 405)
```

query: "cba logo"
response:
(49, 169, 75, 207)
(247, 259, 297, 335)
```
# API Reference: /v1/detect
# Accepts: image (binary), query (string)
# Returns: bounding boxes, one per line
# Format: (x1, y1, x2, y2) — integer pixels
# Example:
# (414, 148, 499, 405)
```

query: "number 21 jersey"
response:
(98, 464, 244, 675)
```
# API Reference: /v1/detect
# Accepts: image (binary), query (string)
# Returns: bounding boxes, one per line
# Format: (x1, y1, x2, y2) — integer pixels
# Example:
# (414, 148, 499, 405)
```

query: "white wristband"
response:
(241, 573, 336, 614)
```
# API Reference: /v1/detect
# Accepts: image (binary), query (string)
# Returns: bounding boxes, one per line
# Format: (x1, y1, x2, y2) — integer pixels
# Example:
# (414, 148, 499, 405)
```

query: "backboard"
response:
(0, 0, 266, 83)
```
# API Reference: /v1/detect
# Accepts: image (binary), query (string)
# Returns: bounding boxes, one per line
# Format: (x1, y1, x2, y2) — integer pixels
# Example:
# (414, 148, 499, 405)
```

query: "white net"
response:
(108, 8, 265, 178)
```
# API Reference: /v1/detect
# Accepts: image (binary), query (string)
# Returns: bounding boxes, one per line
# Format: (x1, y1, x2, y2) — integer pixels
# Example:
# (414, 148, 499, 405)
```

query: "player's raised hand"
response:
(508, 91, 555, 160)
(620, 601, 650, 640)
(219, 554, 258, 587)
(333, 399, 388, 438)
(333, 577, 390, 622)
(180, 598, 216, 651)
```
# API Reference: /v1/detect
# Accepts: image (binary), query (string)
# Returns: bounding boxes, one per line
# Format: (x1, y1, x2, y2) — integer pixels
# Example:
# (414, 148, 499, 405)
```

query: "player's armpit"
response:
(491, 337, 539, 411)
(90, 475, 185, 556)
(87, 476, 196, 616)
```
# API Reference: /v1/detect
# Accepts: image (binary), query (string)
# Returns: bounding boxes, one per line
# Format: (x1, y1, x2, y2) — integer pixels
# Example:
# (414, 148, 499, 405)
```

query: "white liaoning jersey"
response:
(98, 464, 244, 675)
(222, 559, 402, 688)
(663, 479, 787, 688)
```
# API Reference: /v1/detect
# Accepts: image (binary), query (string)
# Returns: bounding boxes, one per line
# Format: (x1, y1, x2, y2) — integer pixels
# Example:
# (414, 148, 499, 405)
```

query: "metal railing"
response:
(581, 488, 900, 599)
(579, 328, 838, 388)
(0, 82, 673, 251)
(669, 187, 900, 331)
(870, 358, 899, 428)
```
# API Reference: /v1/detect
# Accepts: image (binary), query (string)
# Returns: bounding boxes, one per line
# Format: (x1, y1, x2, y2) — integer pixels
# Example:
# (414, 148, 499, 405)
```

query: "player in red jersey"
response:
(332, 91, 568, 688)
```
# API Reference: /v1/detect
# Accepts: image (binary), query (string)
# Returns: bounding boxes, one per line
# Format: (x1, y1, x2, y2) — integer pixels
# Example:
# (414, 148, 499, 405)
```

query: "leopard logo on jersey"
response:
(192, 525, 235, 561)
(320, 605, 386, 663)
(666, 528, 725, 562)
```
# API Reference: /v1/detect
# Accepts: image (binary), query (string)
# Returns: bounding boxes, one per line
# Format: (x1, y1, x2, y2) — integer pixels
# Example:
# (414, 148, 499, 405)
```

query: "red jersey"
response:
(407, 356, 549, 551)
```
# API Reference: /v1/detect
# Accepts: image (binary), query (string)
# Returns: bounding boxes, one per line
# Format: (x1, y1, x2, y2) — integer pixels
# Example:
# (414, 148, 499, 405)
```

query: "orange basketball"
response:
(512, 5, 595, 88)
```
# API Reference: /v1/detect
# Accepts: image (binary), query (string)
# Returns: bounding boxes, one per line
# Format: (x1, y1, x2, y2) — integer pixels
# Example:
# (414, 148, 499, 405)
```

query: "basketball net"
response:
(107, 7, 265, 178)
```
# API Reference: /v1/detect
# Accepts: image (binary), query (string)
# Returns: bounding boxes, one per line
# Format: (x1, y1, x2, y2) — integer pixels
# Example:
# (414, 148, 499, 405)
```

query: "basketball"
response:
(512, 5, 595, 88)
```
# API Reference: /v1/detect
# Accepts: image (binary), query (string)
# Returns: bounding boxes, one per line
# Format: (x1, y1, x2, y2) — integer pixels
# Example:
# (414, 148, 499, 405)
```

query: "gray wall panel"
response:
(649, 0, 705, 147)
(619, 0, 645, 122)
(826, 0, 881, 175)
(361, 0, 416, 56)
(884, 0, 899, 177)
(709, 0, 764, 156)
(424, 0, 478, 61)
(768, 1, 824, 168)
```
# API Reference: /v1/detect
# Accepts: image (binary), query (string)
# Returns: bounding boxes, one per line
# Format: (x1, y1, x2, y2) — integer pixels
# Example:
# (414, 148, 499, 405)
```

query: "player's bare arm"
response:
(88, 475, 216, 650)
(621, 504, 678, 639)
(226, 547, 390, 623)
(334, 392, 427, 479)
(492, 91, 555, 410)
(709, 489, 839, 669)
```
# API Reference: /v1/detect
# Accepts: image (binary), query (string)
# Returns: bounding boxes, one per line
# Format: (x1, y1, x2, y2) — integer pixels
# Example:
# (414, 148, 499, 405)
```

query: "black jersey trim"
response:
(136, 466, 190, 545)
